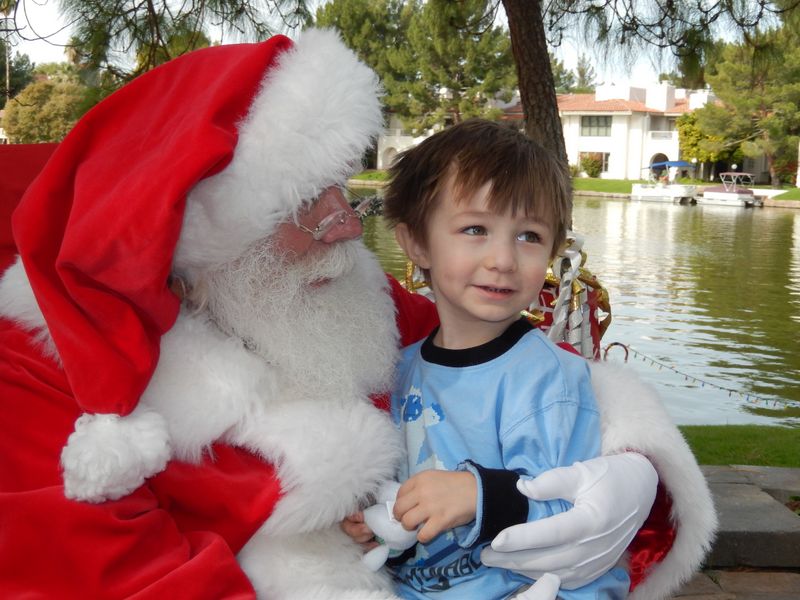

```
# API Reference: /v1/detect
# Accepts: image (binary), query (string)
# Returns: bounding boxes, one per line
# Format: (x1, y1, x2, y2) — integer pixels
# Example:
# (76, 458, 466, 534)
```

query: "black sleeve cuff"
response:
(468, 460, 529, 545)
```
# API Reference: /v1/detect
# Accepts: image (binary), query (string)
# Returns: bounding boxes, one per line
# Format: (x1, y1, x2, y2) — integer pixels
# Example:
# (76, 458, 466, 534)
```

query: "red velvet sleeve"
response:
(386, 273, 439, 346)
(0, 318, 280, 598)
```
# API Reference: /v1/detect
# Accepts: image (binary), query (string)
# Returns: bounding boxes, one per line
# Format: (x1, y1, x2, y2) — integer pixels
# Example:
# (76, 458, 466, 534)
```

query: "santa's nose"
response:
(316, 186, 362, 243)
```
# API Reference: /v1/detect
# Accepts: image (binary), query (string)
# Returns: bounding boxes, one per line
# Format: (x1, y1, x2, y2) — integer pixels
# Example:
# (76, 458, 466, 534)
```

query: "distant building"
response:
(0, 110, 7, 144)
(377, 83, 768, 182)
(504, 83, 719, 180)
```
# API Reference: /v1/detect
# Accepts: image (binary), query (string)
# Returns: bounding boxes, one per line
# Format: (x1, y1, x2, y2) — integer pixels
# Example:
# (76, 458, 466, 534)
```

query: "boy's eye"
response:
(462, 225, 486, 236)
(517, 231, 542, 243)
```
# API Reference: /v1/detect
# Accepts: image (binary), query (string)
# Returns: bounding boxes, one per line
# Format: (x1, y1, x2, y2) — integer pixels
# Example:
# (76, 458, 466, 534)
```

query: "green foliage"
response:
(579, 152, 603, 178)
(0, 39, 34, 109)
(550, 54, 596, 94)
(3, 75, 91, 143)
(60, 0, 311, 81)
(550, 56, 576, 94)
(679, 425, 800, 467)
(320, 0, 516, 133)
(677, 112, 732, 166)
(402, 0, 516, 131)
(573, 54, 596, 93)
(694, 28, 800, 186)
(134, 25, 212, 73)
(315, 0, 412, 117)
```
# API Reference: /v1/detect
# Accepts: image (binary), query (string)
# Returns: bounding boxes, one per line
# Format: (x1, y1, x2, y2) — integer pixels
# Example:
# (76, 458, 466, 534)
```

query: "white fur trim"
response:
(60, 407, 171, 503)
(239, 526, 399, 599)
(590, 362, 718, 600)
(0, 255, 58, 359)
(174, 28, 384, 274)
(141, 309, 277, 464)
(234, 398, 403, 537)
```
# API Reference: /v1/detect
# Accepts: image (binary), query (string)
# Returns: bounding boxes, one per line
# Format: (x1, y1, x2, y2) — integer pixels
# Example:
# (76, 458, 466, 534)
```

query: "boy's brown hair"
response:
(383, 118, 572, 257)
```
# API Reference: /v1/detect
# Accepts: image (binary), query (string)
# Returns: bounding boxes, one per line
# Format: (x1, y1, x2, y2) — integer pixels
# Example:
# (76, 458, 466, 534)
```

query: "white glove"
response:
(481, 453, 658, 589)
(513, 573, 561, 600)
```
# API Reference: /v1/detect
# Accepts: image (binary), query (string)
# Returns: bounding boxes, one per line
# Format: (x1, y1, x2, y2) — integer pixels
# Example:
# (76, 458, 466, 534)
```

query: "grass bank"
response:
(678, 425, 800, 467)
(351, 169, 390, 183)
(774, 187, 800, 200)
(572, 178, 636, 194)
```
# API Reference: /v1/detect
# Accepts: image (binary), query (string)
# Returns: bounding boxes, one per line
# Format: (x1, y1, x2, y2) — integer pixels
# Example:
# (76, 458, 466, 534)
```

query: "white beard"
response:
(203, 239, 399, 400)
(202, 240, 405, 598)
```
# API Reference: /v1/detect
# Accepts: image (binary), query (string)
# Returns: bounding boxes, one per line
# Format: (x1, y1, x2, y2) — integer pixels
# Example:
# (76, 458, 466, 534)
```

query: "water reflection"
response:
(357, 189, 800, 426)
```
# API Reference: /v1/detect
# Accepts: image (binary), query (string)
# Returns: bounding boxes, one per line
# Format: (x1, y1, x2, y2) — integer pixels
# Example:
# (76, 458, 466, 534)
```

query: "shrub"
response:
(580, 153, 602, 178)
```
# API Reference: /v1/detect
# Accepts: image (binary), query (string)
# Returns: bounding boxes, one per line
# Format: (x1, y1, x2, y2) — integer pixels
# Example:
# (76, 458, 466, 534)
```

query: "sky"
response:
(11, 0, 664, 87)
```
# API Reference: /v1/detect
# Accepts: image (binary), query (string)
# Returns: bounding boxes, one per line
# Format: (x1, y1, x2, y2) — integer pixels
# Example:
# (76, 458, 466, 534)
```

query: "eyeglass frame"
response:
(294, 194, 377, 241)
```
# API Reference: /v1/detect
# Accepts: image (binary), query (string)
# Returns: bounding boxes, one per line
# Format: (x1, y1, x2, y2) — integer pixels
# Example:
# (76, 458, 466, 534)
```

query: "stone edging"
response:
(573, 189, 800, 209)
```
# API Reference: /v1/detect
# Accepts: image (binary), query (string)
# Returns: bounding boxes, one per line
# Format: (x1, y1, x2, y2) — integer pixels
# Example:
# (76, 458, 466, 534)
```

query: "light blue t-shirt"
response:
(390, 319, 629, 599)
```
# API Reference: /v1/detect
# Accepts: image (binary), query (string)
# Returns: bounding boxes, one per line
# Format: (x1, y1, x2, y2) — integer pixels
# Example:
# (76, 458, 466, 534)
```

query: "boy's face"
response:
(396, 176, 554, 349)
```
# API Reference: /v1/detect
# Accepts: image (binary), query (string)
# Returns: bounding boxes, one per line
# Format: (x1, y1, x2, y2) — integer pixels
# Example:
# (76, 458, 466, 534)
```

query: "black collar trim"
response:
(420, 318, 534, 367)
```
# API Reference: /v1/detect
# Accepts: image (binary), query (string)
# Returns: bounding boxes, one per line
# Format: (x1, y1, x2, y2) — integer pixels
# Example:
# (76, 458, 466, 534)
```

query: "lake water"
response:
(357, 190, 800, 427)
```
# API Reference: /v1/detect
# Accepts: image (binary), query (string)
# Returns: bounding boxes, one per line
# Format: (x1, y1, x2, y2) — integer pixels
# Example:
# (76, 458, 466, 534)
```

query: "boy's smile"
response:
(398, 177, 554, 350)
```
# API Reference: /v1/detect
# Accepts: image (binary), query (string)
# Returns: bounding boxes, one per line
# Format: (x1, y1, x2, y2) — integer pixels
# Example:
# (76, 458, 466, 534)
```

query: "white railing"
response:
(648, 131, 676, 141)
(384, 128, 414, 138)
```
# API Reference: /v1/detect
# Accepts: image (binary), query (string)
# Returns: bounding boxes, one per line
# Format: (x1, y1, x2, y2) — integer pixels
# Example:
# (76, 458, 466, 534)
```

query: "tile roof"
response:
(502, 95, 691, 118)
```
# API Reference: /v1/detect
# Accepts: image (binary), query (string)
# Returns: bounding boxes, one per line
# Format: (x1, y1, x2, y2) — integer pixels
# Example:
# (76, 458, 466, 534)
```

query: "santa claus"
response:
(0, 30, 714, 599)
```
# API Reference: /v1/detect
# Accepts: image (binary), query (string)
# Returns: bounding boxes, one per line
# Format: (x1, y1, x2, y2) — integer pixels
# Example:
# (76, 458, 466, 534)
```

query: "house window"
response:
(580, 115, 611, 136)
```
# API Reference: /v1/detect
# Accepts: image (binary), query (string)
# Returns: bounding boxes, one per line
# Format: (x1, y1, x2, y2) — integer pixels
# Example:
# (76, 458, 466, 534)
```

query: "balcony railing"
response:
(649, 131, 677, 141)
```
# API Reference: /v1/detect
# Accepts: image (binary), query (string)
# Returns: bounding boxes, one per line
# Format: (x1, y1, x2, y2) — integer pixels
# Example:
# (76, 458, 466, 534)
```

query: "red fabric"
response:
(0, 143, 57, 273)
(627, 482, 677, 590)
(11, 36, 293, 417)
(0, 316, 263, 598)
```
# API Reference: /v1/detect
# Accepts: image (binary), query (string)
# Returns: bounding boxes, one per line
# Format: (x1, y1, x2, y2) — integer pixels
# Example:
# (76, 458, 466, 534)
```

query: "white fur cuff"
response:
(61, 408, 172, 503)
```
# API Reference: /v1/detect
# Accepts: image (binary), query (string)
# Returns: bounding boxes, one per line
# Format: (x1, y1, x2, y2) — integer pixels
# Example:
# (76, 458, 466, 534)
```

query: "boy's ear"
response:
(394, 223, 431, 269)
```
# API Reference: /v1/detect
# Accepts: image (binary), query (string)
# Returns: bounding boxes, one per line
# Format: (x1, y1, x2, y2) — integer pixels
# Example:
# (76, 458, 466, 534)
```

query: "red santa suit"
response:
(0, 30, 715, 600)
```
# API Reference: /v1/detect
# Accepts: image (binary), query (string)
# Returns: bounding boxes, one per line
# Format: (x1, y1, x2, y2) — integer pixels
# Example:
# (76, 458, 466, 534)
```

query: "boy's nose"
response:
(316, 186, 362, 243)
(486, 239, 516, 272)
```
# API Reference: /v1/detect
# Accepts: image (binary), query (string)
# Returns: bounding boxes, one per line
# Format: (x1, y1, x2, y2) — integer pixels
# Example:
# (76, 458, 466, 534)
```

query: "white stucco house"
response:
(0, 110, 7, 144)
(377, 83, 768, 182)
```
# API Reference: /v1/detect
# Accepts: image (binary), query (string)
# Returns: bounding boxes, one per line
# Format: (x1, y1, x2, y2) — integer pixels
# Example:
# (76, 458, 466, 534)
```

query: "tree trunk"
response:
(501, 0, 567, 163)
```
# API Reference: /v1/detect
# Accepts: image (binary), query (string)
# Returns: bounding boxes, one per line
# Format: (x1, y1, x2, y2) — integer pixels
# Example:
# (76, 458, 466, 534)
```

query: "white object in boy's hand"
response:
(361, 481, 419, 572)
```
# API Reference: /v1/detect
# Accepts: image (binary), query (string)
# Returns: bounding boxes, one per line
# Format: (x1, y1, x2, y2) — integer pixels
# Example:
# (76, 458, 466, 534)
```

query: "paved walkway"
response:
(670, 465, 800, 599)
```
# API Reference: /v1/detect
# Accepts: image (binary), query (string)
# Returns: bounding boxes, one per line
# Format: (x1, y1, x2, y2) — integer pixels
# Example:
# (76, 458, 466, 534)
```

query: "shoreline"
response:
(573, 189, 800, 209)
(348, 180, 800, 209)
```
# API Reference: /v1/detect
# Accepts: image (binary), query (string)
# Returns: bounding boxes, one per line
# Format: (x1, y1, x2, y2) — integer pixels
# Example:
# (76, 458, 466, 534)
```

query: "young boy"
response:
(364, 119, 629, 599)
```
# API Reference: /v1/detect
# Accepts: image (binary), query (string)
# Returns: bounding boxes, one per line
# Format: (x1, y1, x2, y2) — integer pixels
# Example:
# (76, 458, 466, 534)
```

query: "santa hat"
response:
(9, 29, 383, 422)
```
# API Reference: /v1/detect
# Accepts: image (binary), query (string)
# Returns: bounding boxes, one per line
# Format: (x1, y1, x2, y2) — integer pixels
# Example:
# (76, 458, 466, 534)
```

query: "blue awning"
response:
(648, 160, 695, 168)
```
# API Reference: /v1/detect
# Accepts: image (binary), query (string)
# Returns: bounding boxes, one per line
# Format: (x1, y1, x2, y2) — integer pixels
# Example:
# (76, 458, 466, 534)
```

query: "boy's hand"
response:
(393, 470, 477, 544)
(341, 511, 379, 551)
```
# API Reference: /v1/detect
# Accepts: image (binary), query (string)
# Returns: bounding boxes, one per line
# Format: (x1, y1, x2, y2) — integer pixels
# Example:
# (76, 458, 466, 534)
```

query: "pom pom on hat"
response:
(11, 29, 383, 423)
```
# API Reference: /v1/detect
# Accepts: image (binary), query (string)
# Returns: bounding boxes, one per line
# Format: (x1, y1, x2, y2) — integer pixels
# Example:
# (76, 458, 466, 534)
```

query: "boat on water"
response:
(697, 172, 764, 208)
(630, 160, 697, 204)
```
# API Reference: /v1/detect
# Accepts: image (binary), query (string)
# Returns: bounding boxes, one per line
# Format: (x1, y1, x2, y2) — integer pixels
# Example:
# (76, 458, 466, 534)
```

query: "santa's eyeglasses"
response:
(295, 194, 377, 241)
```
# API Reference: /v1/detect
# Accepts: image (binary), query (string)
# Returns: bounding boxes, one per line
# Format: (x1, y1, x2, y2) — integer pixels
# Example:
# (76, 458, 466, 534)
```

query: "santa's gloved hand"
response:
(481, 453, 658, 589)
(514, 573, 560, 600)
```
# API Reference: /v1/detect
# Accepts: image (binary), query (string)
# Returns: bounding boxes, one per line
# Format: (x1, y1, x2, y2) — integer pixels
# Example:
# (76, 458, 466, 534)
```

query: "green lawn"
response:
(774, 187, 800, 200)
(571, 178, 638, 194)
(678, 425, 800, 467)
(351, 169, 390, 182)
